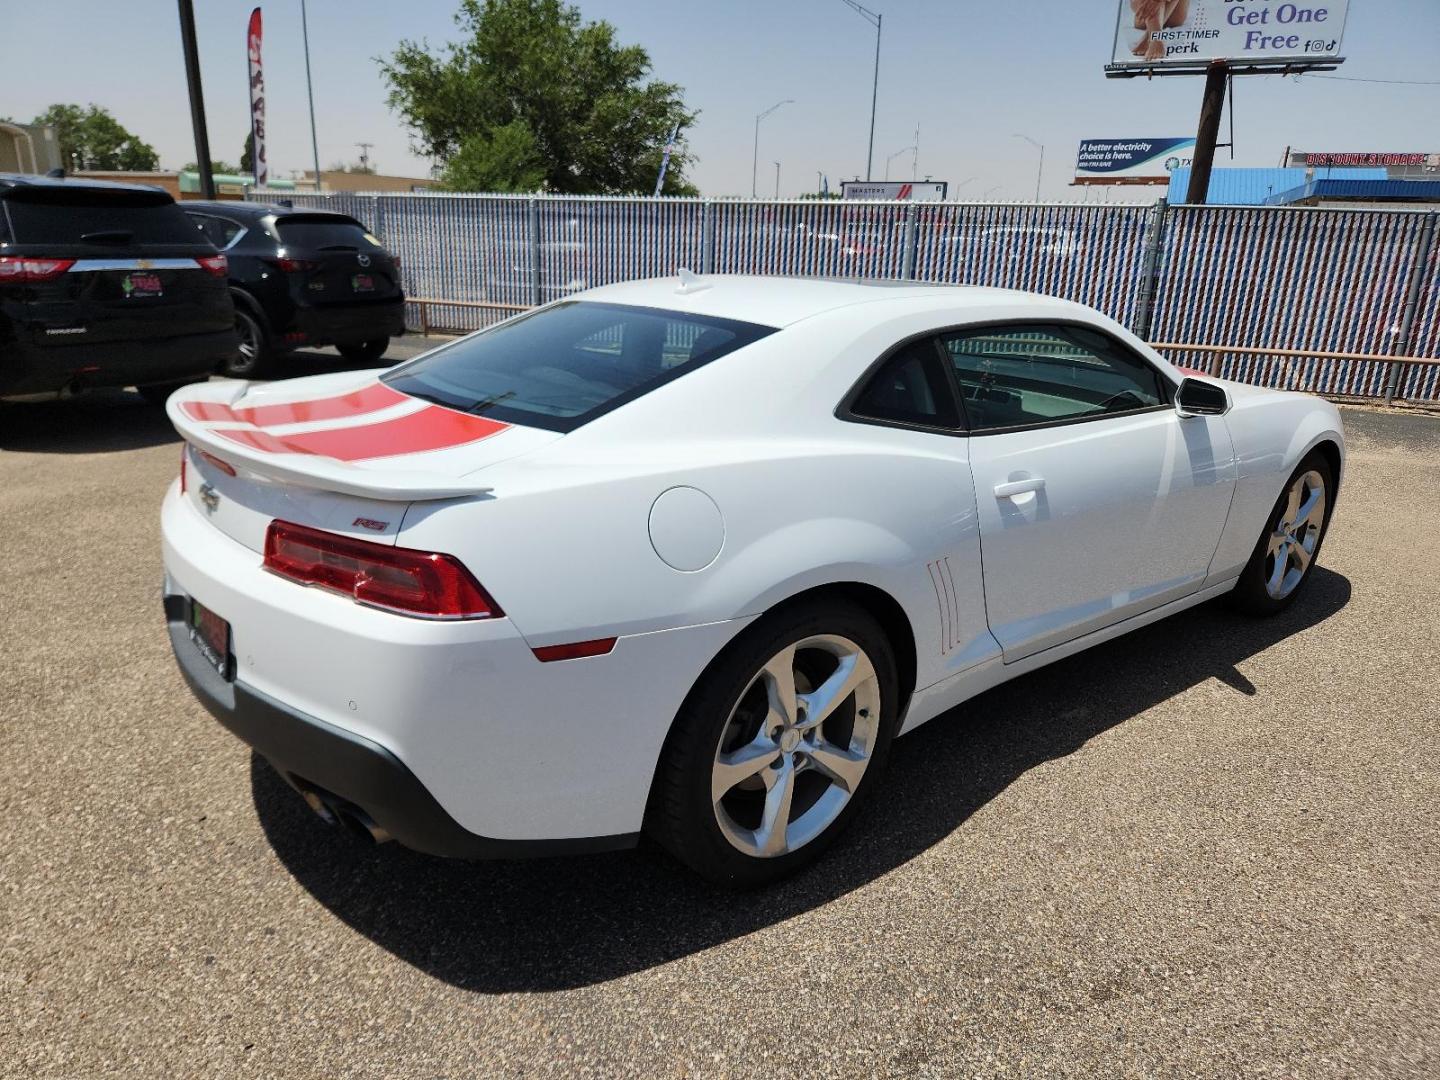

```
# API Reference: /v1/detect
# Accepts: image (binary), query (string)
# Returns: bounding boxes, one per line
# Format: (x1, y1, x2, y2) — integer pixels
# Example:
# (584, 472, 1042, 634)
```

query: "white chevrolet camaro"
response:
(162, 275, 1343, 884)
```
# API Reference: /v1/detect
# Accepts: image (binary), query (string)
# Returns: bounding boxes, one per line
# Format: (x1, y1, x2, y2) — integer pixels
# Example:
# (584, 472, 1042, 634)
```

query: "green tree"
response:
(380, 0, 697, 194)
(33, 104, 159, 171)
(240, 131, 255, 174)
(183, 161, 241, 176)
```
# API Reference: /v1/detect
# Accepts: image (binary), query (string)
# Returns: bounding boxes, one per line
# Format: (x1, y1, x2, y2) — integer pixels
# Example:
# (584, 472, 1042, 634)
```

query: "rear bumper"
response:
(288, 296, 405, 347)
(0, 328, 236, 398)
(159, 481, 750, 851)
(163, 596, 633, 858)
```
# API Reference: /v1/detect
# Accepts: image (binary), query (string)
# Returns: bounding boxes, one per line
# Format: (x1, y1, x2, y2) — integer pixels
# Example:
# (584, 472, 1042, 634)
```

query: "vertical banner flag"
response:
(247, 8, 268, 186)
(653, 123, 680, 197)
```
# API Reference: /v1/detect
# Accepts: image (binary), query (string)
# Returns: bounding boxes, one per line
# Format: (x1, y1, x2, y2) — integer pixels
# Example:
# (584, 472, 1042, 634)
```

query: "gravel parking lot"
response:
(2, 361, 1436, 1078)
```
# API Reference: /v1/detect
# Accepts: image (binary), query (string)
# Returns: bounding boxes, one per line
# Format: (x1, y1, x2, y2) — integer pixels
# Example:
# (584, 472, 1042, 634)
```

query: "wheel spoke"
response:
(1266, 532, 1285, 557)
(754, 759, 796, 857)
(797, 650, 874, 731)
(1292, 540, 1312, 572)
(1266, 548, 1289, 594)
(761, 645, 798, 728)
(1292, 485, 1324, 530)
(1282, 482, 1302, 529)
(806, 739, 868, 794)
(712, 738, 778, 803)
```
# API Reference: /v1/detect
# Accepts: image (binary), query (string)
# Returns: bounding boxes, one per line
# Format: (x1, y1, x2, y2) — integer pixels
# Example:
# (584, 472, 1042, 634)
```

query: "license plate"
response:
(351, 273, 375, 293)
(123, 272, 163, 298)
(188, 599, 231, 680)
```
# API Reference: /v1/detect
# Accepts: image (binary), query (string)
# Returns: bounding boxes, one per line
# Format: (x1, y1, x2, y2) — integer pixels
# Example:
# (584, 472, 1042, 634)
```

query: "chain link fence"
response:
(253, 191, 1440, 403)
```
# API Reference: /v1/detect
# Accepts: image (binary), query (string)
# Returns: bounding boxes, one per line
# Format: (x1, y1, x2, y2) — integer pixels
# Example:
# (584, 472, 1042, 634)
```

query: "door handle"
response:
(994, 477, 1045, 499)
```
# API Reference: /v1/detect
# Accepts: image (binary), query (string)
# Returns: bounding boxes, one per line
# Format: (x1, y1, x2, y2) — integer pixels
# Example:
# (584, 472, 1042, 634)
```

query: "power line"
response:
(1298, 73, 1440, 86)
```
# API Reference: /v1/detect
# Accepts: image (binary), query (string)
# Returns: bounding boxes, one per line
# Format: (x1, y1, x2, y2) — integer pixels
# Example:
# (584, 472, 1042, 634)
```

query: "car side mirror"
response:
(1175, 376, 1230, 418)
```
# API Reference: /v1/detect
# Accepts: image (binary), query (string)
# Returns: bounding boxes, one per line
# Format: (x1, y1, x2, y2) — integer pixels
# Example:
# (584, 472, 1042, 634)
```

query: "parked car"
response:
(0, 174, 235, 403)
(160, 276, 1343, 885)
(182, 201, 405, 378)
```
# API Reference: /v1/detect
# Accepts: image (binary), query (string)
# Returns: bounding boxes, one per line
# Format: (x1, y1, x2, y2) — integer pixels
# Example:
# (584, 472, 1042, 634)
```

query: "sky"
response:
(5, 0, 1439, 202)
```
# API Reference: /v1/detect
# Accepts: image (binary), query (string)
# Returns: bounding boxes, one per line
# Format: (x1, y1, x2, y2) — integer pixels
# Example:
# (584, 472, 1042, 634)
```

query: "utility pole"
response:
(774, 161, 781, 199)
(176, 0, 214, 199)
(1186, 60, 1229, 205)
(355, 142, 374, 172)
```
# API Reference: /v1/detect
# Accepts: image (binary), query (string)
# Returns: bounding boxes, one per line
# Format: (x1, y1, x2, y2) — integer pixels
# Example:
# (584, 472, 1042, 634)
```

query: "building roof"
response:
(1265, 178, 1440, 205)
(1167, 166, 1388, 205)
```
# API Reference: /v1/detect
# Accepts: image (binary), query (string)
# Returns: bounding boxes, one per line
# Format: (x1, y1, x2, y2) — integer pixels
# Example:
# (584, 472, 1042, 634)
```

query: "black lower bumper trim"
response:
(165, 598, 637, 860)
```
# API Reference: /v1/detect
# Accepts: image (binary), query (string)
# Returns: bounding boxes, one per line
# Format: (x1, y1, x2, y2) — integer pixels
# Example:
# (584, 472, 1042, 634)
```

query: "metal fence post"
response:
(1132, 197, 1169, 342)
(901, 202, 919, 280)
(371, 194, 383, 239)
(1385, 211, 1437, 404)
(700, 199, 715, 274)
(527, 196, 541, 308)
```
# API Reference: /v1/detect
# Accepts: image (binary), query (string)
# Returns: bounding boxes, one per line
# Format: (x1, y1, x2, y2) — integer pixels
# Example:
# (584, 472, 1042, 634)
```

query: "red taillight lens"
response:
(274, 257, 319, 273)
(0, 256, 75, 282)
(197, 449, 236, 476)
(196, 254, 228, 277)
(263, 520, 501, 620)
(180, 445, 188, 494)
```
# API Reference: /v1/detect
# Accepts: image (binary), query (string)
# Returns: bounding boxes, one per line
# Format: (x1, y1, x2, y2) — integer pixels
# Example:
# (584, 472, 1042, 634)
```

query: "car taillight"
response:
(180, 445, 188, 494)
(0, 256, 75, 282)
(196, 254, 228, 277)
(392, 255, 401, 269)
(263, 519, 502, 620)
(274, 257, 319, 273)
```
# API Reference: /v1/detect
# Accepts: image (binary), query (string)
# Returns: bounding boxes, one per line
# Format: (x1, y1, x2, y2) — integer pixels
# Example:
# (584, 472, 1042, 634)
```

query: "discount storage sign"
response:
(1110, 0, 1348, 69)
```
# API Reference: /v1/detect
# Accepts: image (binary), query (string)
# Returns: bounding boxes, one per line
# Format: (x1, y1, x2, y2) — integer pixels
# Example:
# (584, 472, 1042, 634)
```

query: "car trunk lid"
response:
(170, 370, 561, 553)
(272, 214, 402, 308)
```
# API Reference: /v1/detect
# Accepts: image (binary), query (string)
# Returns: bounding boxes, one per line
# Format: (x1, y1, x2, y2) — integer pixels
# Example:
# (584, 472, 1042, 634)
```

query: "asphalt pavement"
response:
(1, 373, 1436, 1078)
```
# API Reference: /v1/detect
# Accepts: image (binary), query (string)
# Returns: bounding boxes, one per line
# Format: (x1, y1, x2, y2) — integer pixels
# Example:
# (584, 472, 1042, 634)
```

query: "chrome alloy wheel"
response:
(1264, 469, 1327, 600)
(710, 634, 882, 859)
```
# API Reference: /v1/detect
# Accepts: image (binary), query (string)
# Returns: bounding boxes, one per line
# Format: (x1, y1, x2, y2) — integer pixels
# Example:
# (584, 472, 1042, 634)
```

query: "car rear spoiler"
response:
(166, 386, 494, 502)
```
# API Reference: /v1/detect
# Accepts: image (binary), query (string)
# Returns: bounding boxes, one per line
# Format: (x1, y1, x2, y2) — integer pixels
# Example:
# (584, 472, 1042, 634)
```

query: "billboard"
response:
(1075, 138, 1195, 184)
(1108, 0, 1348, 72)
(840, 181, 948, 201)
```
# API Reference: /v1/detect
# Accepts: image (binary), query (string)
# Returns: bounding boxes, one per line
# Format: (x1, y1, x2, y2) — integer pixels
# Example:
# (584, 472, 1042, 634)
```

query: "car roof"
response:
(577, 274, 1085, 329)
(0, 172, 173, 198)
(184, 200, 352, 220)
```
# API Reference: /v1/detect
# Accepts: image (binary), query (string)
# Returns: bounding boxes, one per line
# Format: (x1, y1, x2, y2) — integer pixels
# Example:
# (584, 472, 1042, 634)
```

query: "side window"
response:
(849, 338, 960, 429)
(187, 213, 243, 249)
(942, 323, 1166, 431)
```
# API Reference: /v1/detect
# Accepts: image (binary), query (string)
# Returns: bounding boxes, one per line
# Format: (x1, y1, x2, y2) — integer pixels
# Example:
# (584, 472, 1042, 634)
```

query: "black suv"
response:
(0, 174, 236, 403)
(183, 201, 405, 378)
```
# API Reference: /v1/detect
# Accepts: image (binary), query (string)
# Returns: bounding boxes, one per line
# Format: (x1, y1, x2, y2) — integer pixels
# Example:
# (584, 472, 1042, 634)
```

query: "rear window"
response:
(275, 216, 381, 251)
(2, 187, 205, 248)
(383, 301, 776, 433)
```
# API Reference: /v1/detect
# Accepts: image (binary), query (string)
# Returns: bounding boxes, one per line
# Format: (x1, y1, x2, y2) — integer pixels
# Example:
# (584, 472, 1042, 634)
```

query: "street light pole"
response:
(300, 0, 323, 191)
(837, 0, 882, 181)
(774, 161, 781, 198)
(752, 99, 794, 198)
(885, 145, 914, 181)
(1012, 133, 1045, 202)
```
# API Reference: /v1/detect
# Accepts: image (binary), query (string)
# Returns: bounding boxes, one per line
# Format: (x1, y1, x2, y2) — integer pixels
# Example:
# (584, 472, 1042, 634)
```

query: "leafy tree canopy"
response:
(380, 0, 697, 195)
(33, 104, 159, 172)
(183, 161, 241, 175)
(240, 131, 255, 174)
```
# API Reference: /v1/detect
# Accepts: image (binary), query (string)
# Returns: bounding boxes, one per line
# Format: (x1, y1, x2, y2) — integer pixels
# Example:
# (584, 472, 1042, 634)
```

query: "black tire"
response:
(136, 381, 196, 406)
(224, 308, 274, 379)
(336, 338, 390, 364)
(1229, 450, 1335, 616)
(647, 598, 899, 887)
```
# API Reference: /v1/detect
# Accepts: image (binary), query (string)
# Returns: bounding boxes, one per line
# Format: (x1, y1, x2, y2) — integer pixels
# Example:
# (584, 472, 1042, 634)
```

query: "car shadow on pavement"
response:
(0, 391, 181, 454)
(252, 566, 1351, 994)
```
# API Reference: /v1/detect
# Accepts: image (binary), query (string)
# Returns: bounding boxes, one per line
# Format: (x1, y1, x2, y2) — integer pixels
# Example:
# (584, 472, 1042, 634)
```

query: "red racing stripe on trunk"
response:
(181, 382, 407, 427)
(215, 406, 508, 461)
